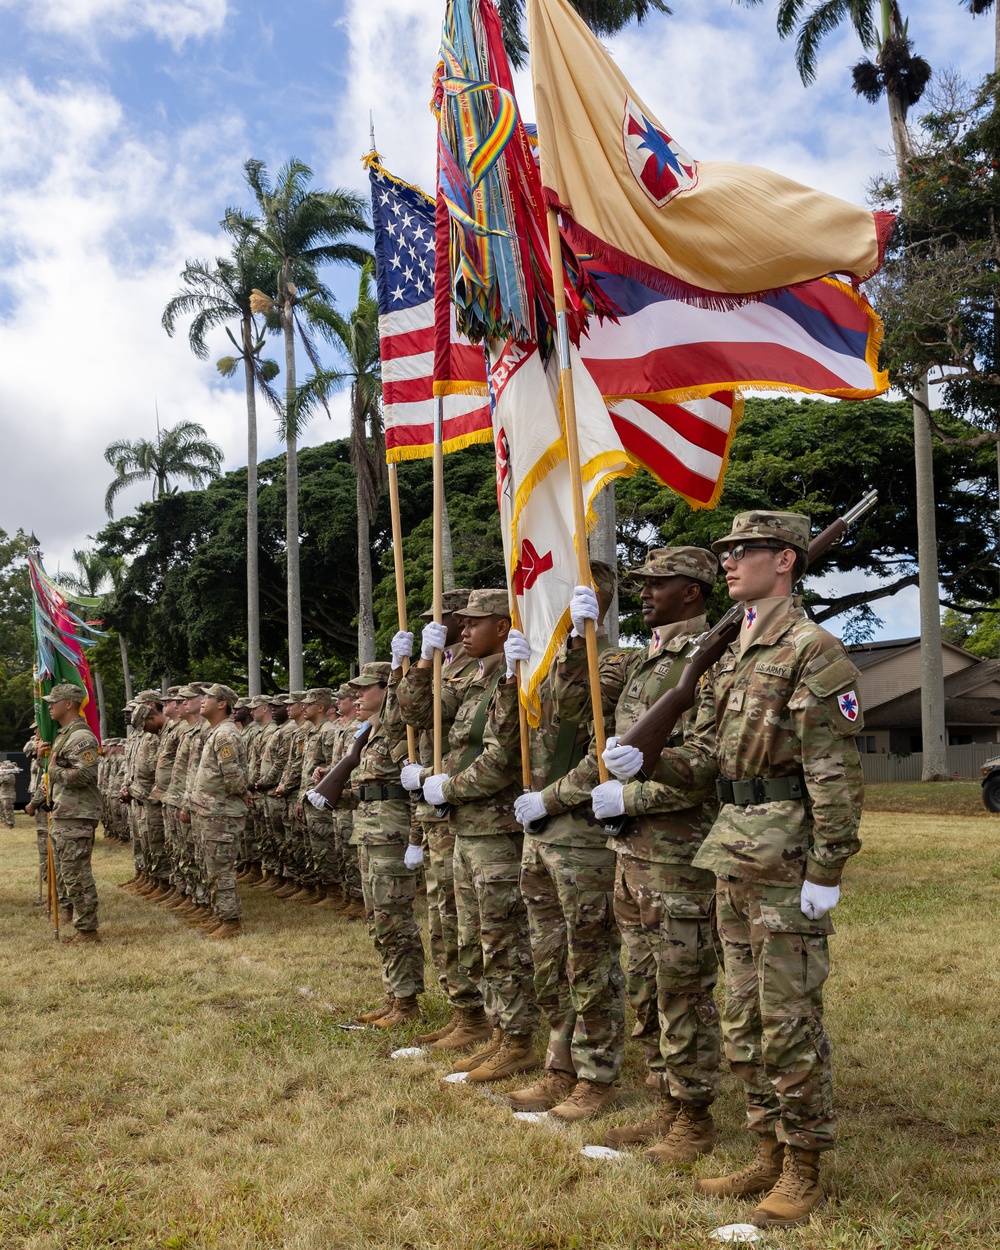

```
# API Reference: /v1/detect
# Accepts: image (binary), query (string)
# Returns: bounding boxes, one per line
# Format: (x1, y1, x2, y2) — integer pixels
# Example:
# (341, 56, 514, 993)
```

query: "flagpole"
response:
(387, 461, 417, 763)
(432, 397, 444, 774)
(545, 208, 609, 785)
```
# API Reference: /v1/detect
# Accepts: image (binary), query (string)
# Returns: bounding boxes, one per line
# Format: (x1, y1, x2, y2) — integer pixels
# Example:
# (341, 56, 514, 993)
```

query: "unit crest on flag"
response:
(838, 691, 860, 722)
(623, 97, 698, 208)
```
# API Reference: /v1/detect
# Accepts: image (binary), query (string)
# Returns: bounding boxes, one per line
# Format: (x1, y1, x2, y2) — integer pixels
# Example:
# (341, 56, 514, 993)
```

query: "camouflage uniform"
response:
(257, 711, 294, 880)
(180, 712, 211, 905)
(163, 704, 201, 900)
(191, 689, 249, 923)
(280, 710, 312, 886)
(298, 692, 339, 895)
(238, 705, 261, 868)
(326, 696, 362, 903)
(246, 700, 274, 870)
(131, 705, 169, 886)
(398, 590, 537, 1038)
(695, 512, 865, 1152)
(153, 716, 182, 890)
(36, 691, 101, 933)
(0, 760, 20, 827)
(350, 664, 425, 1002)
(122, 718, 144, 876)
(25, 737, 51, 878)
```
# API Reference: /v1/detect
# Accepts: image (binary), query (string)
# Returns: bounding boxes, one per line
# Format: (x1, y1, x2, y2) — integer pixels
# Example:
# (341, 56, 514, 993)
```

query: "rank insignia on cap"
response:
(744, 606, 757, 630)
(837, 691, 859, 721)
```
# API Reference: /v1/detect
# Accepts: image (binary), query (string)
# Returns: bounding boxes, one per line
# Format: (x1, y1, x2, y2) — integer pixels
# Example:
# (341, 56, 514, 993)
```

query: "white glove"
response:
(404, 844, 424, 870)
(421, 621, 448, 660)
(592, 779, 625, 820)
(514, 791, 547, 828)
(603, 736, 644, 780)
(391, 629, 414, 670)
(422, 773, 449, 806)
(800, 880, 840, 920)
(305, 789, 329, 810)
(569, 584, 600, 638)
(504, 628, 531, 678)
(400, 762, 424, 792)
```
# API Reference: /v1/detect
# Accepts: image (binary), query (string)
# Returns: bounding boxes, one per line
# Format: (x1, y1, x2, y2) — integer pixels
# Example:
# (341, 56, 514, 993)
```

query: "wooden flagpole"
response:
(432, 398, 445, 773)
(387, 462, 417, 763)
(545, 209, 609, 784)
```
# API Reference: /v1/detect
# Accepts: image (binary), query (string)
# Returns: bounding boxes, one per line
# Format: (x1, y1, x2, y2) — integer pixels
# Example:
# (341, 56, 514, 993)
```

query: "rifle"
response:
(310, 721, 372, 809)
(611, 490, 878, 792)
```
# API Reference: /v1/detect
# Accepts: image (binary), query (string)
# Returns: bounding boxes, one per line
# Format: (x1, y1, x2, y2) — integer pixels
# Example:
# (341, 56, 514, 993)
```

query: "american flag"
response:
(368, 157, 491, 463)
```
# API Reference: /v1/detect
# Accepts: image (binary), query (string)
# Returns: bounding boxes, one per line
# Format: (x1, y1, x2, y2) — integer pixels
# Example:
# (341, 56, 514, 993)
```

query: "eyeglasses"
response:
(717, 542, 785, 567)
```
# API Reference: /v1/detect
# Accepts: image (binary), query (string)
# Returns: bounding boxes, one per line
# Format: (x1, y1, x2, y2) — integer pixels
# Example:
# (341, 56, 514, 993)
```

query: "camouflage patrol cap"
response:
(590, 560, 617, 599)
(711, 510, 810, 554)
(166, 686, 183, 699)
(336, 683, 354, 700)
(301, 687, 333, 704)
(287, 690, 307, 704)
(176, 685, 202, 700)
(420, 588, 473, 619)
(134, 689, 163, 706)
(43, 682, 85, 704)
(453, 588, 510, 619)
(349, 662, 392, 687)
(247, 695, 268, 709)
(627, 546, 718, 586)
(202, 683, 240, 707)
(131, 702, 158, 729)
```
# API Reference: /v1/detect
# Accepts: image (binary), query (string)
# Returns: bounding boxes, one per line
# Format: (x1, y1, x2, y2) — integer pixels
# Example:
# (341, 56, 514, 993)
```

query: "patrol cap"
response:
(590, 560, 617, 599)
(349, 662, 392, 687)
(176, 685, 202, 699)
(165, 686, 183, 699)
(43, 682, 86, 704)
(131, 702, 158, 729)
(133, 689, 163, 707)
(247, 695, 268, 709)
(336, 683, 355, 699)
(453, 588, 510, 619)
(420, 588, 472, 619)
(301, 687, 333, 704)
(711, 510, 810, 554)
(627, 546, 718, 587)
(202, 683, 240, 707)
(287, 690, 307, 704)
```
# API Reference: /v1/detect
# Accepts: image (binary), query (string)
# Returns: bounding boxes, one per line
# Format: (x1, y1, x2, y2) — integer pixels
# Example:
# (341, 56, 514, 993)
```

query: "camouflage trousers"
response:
(520, 837, 626, 1084)
(0, 785, 14, 828)
(244, 802, 264, 867)
(140, 802, 169, 883)
(614, 856, 721, 1105)
(195, 814, 243, 921)
(717, 877, 836, 1152)
(358, 840, 425, 1001)
(38, 822, 68, 905)
(260, 793, 283, 876)
(162, 807, 180, 889)
(50, 819, 99, 932)
(335, 810, 362, 901)
(128, 802, 144, 874)
(422, 823, 482, 1012)
(454, 831, 538, 1037)
(305, 806, 338, 889)
(176, 811, 208, 903)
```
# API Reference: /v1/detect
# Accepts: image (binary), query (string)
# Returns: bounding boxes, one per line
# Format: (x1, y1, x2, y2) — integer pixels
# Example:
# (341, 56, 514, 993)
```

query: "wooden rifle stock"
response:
(312, 722, 371, 808)
(617, 491, 878, 777)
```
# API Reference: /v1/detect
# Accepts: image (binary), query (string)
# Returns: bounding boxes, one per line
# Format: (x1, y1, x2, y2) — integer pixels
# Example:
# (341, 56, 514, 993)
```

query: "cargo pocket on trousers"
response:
(479, 860, 523, 927)
(659, 893, 714, 991)
(759, 902, 832, 1019)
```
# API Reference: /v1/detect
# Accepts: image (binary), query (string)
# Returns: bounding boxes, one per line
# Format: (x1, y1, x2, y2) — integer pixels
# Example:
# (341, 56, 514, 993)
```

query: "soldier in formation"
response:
(0, 757, 20, 827)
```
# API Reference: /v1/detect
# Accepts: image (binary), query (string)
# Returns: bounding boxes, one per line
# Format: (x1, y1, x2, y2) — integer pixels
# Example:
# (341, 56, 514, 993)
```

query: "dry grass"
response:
(0, 811, 996, 1250)
(863, 782, 997, 819)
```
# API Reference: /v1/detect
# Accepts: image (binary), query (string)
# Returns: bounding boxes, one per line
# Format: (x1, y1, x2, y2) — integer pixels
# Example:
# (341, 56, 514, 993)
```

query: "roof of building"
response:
(848, 638, 920, 670)
(864, 691, 1000, 730)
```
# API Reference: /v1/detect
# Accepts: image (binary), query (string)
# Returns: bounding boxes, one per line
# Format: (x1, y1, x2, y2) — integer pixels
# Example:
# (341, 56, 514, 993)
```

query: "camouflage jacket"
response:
(181, 722, 210, 813)
(350, 710, 415, 847)
(45, 718, 101, 821)
(132, 726, 163, 804)
(299, 720, 338, 806)
(257, 720, 293, 791)
(122, 730, 142, 793)
(163, 721, 199, 808)
(151, 720, 182, 802)
(192, 718, 249, 820)
(322, 714, 359, 813)
(248, 721, 275, 787)
(693, 598, 864, 888)
(278, 719, 311, 797)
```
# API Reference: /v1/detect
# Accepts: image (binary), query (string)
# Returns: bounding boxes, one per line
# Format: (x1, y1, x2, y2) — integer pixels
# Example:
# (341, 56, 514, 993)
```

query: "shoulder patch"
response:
(81, 749, 97, 765)
(837, 690, 860, 722)
(219, 744, 235, 761)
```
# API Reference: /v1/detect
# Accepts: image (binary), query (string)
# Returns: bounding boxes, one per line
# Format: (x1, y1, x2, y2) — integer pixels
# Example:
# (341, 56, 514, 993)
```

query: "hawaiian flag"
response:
(28, 548, 102, 745)
(367, 154, 492, 462)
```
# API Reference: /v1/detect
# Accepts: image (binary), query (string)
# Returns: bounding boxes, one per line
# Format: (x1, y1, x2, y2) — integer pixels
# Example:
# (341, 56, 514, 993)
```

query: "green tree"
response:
(301, 261, 385, 665)
(104, 418, 224, 517)
(499, 0, 671, 63)
(224, 158, 371, 690)
(0, 529, 34, 750)
(161, 238, 282, 696)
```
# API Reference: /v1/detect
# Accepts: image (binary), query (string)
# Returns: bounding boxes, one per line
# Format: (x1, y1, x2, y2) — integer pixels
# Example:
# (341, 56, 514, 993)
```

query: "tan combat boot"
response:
(604, 1092, 681, 1148)
(466, 1033, 538, 1084)
(255, 873, 282, 892)
(117, 873, 140, 890)
(343, 900, 366, 919)
(750, 1147, 824, 1227)
(415, 1015, 458, 1045)
(643, 1102, 717, 1166)
(272, 880, 298, 899)
(207, 920, 243, 940)
(693, 1134, 785, 1198)
(307, 888, 328, 905)
(357, 993, 396, 1024)
(289, 886, 319, 903)
(506, 1069, 577, 1112)
(549, 1079, 618, 1123)
(371, 997, 421, 1028)
(243, 865, 264, 885)
(429, 1008, 492, 1052)
(62, 929, 101, 945)
(59, 906, 74, 924)
(449, 1027, 503, 1073)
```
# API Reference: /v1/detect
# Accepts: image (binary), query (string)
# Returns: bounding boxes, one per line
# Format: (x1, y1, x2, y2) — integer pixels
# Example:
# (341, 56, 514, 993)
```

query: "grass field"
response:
(862, 781, 998, 819)
(0, 809, 997, 1250)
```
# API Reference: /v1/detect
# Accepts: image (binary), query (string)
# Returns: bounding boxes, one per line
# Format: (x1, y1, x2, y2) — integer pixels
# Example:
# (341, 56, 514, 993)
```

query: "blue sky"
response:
(0, 0, 993, 640)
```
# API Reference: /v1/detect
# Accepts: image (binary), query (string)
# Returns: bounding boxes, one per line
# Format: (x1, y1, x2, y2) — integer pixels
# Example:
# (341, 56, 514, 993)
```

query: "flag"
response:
(28, 549, 102, 746)
(367, 154, 492, 462)
(527, 0, 894, 304)
(490, 338, 634, 724)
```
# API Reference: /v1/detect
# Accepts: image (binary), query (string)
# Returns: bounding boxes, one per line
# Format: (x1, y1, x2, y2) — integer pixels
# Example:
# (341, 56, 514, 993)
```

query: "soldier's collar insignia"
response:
(744, 606, 757, 630)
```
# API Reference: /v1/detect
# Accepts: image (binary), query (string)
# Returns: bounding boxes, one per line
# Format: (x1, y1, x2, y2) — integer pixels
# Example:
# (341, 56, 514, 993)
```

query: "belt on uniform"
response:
(359, 784, 408, 802)
(716, 775, 805, 806)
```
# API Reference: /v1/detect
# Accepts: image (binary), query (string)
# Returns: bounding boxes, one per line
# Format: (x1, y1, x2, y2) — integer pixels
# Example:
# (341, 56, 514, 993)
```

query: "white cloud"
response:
(0, 76, 266, 572)
(0, 0, 228, 47)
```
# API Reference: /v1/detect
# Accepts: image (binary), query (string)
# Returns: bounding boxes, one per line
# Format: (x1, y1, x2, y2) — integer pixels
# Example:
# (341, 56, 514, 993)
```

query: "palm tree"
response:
(298, 263, 385, 665)
(224, 158, 371, 689)
(499, 0, 670, 63)
(161, 239, 281, 697)
(104, 418, 224, 517)
(735, 0, 947, 778)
